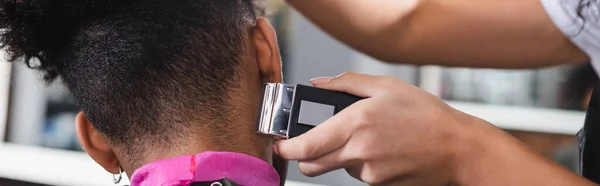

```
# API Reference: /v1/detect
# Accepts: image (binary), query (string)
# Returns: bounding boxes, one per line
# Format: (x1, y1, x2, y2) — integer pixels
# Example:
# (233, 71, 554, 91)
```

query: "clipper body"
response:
(256, 83, 362, 139)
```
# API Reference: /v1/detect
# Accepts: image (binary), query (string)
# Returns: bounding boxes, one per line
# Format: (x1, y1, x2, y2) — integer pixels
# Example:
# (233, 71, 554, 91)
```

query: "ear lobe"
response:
(75, 112, 120, 174)
(253, 17, 283, 83)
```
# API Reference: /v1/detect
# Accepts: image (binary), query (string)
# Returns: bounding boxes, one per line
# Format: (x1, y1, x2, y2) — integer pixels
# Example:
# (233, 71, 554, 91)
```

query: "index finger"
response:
(274, 102, 361, 161)
(312, 72, 396, 98)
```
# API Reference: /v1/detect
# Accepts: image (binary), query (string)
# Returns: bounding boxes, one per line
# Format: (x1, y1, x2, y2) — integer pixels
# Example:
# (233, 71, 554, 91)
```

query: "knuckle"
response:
(297, 163, 318, 177)
(343, 139, 376, 161)
(362, 174, 384, 184)
(349, 147, 371, 161)
(360, 165, 386, 184)
(354, 108, 377, 128)
(298, 143, 318, 158)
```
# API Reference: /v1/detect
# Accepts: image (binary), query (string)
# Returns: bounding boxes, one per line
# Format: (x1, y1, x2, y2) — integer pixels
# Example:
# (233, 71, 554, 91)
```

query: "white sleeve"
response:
(541, 0, 600, 72)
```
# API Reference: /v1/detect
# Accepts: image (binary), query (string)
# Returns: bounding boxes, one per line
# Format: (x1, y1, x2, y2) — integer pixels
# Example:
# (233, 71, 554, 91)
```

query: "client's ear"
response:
(253, 17, 283, 83)
(75, 112, 120, 174)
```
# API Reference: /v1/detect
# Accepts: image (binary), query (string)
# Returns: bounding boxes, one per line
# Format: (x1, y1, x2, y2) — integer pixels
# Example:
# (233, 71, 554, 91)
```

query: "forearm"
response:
(286, 0, 588, 68)
(286, 0, 417, 63)
(395, 0, 587, 68)
(455, 117, 596, 186)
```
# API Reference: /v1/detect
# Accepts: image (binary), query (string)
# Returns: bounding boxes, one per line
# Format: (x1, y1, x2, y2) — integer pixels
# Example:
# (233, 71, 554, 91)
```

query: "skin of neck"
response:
(120, 51, 275, 178)
(121, 90, 272, 178)
(121, 95, 274, 178)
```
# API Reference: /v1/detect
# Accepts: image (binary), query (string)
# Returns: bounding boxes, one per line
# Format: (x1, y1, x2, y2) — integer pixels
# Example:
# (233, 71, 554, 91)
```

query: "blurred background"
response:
(0, 1, 591, 185)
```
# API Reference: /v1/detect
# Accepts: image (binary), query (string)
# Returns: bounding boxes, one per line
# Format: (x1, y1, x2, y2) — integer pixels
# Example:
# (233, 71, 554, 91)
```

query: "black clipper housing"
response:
(256, 83, 362, 139)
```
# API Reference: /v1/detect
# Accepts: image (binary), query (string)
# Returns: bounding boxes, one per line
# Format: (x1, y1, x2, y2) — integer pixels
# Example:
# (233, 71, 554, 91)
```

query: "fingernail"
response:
(309, 77, 332, 85)
(272, 144, 280, 154)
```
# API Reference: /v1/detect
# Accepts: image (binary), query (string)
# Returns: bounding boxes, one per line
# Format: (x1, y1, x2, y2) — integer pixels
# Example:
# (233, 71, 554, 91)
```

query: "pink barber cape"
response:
(130, 151, 280, 186)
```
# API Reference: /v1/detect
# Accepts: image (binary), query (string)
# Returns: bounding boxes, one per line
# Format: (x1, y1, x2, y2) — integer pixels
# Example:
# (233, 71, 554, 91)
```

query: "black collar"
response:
(190, 178, 241, 186)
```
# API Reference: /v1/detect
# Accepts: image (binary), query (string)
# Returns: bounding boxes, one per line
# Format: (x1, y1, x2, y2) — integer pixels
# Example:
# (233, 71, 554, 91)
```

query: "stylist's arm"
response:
(273, 72, 596, 186)
(285, 0, 588, 68)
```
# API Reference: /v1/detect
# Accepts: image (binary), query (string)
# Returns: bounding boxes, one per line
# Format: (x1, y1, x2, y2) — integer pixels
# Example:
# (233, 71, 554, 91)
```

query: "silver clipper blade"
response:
(256, 83, 295, 139)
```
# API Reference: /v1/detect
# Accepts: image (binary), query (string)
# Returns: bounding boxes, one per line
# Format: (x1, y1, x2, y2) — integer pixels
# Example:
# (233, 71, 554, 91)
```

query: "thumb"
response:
(310, 72, 391, 97)
(274, 104, 357, 160)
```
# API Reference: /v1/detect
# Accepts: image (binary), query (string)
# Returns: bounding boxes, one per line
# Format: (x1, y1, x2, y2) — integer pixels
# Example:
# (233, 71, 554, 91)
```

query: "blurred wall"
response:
(286, 11, 416, 85)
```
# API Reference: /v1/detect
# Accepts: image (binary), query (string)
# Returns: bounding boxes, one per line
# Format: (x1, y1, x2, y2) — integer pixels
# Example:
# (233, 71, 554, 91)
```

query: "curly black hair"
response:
(0, 0, 260, 162)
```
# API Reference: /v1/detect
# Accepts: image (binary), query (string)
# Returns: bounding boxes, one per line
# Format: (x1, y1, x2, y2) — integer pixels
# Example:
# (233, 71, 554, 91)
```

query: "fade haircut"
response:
(0, 0, 259, 157)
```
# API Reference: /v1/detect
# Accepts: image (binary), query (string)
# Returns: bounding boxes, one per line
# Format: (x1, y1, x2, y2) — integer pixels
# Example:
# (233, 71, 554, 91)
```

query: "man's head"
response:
(0, 0, 282, 175)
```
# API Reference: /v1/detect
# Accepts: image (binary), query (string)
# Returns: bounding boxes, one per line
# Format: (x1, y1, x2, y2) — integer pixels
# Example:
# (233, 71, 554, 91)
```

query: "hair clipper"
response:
(256, 83, 362, 139)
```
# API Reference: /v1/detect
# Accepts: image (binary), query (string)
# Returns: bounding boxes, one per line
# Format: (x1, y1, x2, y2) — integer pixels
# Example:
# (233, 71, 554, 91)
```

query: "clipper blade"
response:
(256, 83, 295, 139)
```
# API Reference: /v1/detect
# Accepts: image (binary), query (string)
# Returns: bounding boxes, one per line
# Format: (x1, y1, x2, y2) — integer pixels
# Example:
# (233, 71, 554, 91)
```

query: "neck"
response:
(122, 103, 273, 177)
(123, 76, 271, 177)
(122, 131, 273, 178)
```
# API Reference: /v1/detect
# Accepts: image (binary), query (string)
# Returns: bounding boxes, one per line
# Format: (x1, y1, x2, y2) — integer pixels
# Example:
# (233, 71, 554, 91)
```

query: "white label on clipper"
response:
(298, 100, 335, 126)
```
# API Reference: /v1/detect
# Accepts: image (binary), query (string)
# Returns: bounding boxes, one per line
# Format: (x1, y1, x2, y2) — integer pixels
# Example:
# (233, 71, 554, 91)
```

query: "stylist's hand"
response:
(273, 72, 485, 185)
